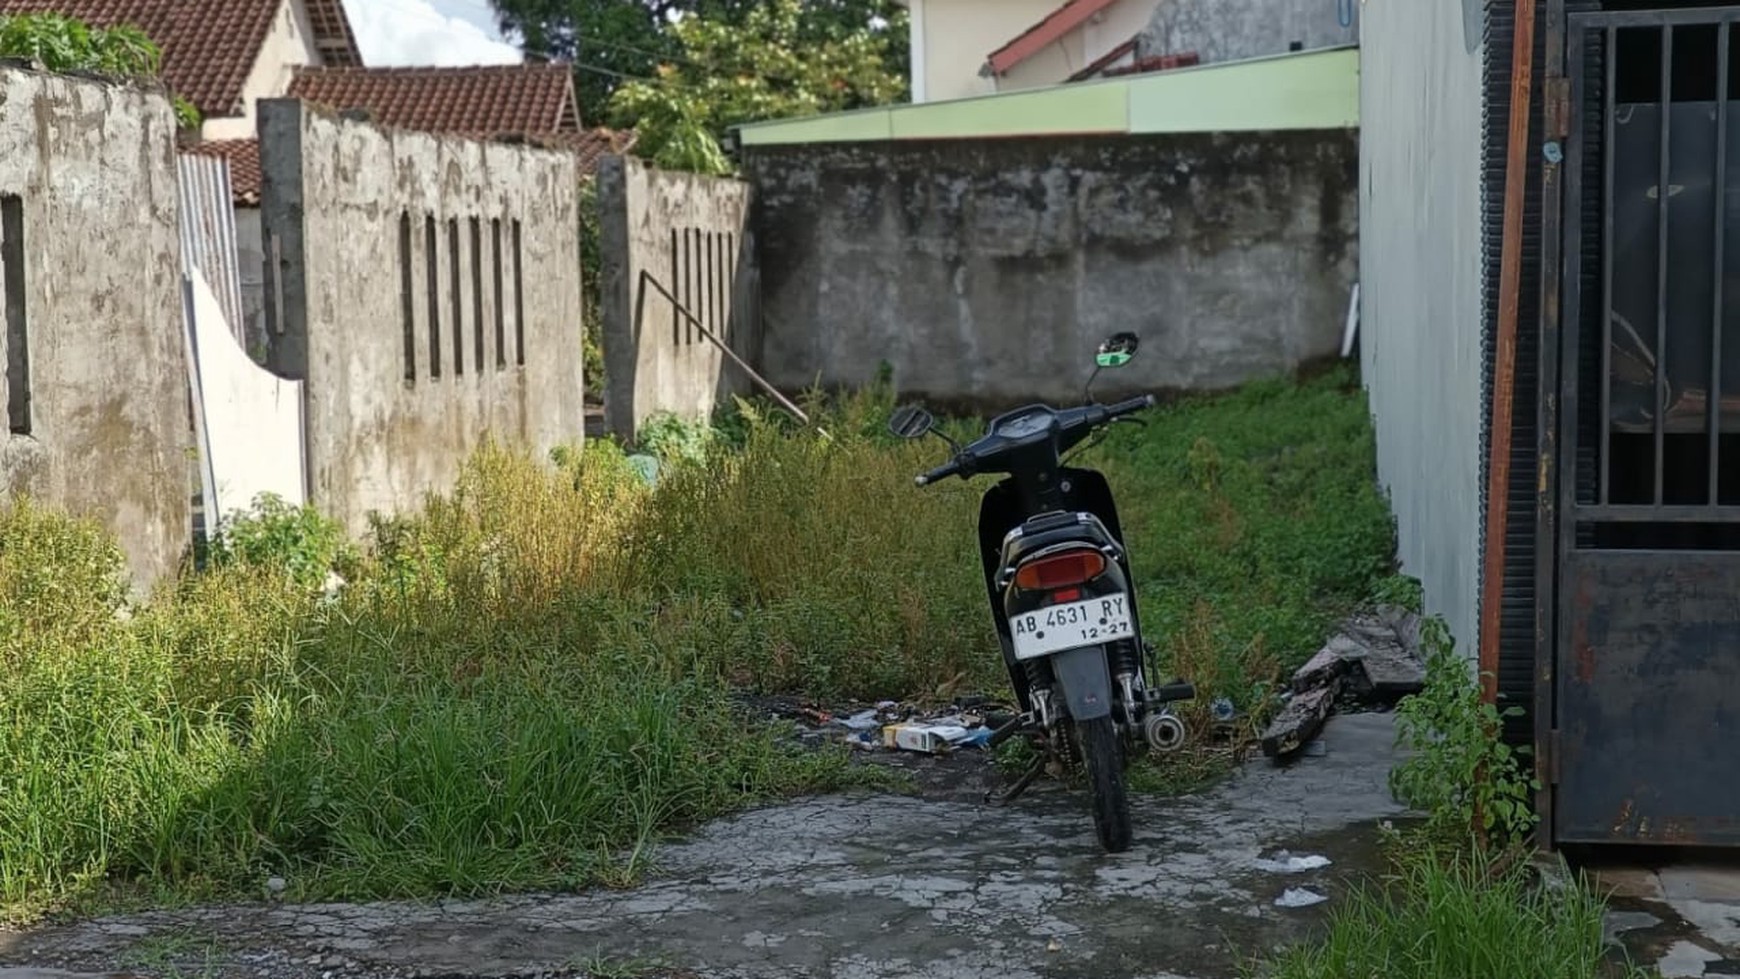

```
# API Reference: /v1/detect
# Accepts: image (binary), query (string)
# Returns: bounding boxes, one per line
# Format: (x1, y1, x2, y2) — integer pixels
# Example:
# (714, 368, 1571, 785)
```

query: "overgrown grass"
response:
(0, 369, 1397, 920)
(1089, 370, 1394, 710)
(1256, 847, 1648, 979)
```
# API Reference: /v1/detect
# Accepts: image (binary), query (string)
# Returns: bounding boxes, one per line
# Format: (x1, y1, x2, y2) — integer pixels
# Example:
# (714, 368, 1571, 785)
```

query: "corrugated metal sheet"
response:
(176, 154, 246, 345)
(1479, 0, 1599, 750)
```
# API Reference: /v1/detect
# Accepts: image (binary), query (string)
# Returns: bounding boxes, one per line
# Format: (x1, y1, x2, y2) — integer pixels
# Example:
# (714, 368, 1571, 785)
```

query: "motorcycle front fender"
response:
(1047, 645, 1114, 722)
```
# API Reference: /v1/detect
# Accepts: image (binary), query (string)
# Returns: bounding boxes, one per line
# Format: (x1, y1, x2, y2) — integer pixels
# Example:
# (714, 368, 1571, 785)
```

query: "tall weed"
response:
(1257, 848, 1646, 979)
(0, 372, 1398, 918)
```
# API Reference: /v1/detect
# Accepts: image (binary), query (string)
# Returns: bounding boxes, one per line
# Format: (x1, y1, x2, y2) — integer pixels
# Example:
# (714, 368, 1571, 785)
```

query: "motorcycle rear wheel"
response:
(1076, 715, 1133, 852)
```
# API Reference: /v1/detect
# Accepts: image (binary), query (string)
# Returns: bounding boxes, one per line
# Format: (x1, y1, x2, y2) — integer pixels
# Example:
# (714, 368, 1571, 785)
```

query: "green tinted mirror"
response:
(1096, 332, 1140, 369)
(888, 404, 935, 440)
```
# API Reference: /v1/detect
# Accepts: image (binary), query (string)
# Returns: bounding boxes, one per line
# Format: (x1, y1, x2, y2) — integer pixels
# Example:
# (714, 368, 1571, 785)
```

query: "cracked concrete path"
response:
(0, 714, 1407, 979)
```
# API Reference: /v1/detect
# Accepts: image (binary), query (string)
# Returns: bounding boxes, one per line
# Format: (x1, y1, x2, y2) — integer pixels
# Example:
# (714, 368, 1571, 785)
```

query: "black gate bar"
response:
(1601, 22, 1616, 505)
(1715, 22, 1731, 506)
(1577, 6, 1740, 518)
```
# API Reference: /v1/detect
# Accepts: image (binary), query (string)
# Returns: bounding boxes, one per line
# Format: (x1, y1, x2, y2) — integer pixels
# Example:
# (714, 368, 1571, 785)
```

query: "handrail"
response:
(634, 269, 815, 428)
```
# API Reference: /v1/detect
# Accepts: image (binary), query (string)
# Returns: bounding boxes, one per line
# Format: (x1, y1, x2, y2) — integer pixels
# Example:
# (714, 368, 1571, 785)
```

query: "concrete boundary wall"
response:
(258, 99, 584, 535)
(741, 131, 1359, 411)
(598, 155, 757, 440)
(0, 67, 189, 586)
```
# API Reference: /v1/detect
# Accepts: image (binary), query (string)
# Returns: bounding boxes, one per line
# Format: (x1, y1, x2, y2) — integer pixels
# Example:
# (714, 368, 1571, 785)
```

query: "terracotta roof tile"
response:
(183, 138, 263, 204)
(185, 127, 634, 206)
(288, 64, 581, 135)
(0, 0, 363, 116)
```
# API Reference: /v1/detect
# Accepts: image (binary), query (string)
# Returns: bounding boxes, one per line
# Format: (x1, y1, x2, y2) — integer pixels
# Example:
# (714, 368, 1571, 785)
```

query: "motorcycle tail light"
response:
(1014, 548, 1106, 590)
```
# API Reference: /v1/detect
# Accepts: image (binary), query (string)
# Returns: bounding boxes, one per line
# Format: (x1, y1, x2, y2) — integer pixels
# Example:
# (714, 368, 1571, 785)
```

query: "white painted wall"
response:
(200, 0, 322, 141)
(913, 0, 1064, 102)
(904, 0, 1157, 102)
(183, 270, 307, 526)
(1359, 0, 1484, 653)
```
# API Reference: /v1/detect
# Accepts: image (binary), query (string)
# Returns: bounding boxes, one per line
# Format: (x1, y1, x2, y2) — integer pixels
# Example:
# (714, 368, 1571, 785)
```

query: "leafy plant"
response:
(635, 410, 717, 464)
(1388, 616, 1540, 847)
(207, 493, 356, 592)
(1372, 571, 1424, 612)
(607, 0, 906, 173)
(578, 177, 606, 395)
(171, 95, 201, 131)
(0, 13, 201, 132)
(0, 13, 160, 75)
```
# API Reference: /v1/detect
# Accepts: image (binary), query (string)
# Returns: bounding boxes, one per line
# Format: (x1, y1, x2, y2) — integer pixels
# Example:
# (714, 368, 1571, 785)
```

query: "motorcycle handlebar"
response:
(912, 395, 1153, 487)
(915, 458, 964, 486)
(1104, 394, 1158, 419)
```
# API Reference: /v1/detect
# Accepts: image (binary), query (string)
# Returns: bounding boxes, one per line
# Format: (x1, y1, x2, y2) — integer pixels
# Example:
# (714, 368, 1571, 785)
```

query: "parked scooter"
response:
(889, 333, 1196, 853)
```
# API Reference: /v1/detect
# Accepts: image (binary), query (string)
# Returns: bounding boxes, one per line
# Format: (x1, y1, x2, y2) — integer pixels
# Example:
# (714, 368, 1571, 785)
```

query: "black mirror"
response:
(888, 404, 935, 440)
(1096, 332, 1140, 369)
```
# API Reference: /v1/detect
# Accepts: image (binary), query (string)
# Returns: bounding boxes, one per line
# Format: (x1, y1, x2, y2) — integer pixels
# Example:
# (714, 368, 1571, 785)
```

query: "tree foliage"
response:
(0, 12, 201, 129)
(603, 0, 906, 173)
(489, 0, 907, 168)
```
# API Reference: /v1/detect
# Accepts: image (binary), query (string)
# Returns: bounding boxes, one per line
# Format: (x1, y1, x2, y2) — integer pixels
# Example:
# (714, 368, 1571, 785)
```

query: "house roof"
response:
(287, 64, 582, 135)
(1067, 37, 1137, 82)
(183, 139, 264, 204)
(1100, 52, 1200, 78)
(985, 0, 1123, 77)
(0, 0, 362, 116)
(184, 128, 636, 206)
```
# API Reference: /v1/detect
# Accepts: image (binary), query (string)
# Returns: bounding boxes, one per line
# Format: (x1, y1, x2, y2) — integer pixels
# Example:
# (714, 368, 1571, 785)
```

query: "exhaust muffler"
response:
(1144, 712, 1187, 753)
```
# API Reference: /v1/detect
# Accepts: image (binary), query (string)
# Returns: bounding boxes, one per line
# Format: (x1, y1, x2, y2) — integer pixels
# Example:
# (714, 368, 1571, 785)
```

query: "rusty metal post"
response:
(1482, 0, 1540, 706)
(1535, 0, 1569, 850)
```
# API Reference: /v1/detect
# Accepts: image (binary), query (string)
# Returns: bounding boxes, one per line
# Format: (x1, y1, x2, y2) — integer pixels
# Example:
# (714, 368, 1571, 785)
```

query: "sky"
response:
(340, 0, 523, 67)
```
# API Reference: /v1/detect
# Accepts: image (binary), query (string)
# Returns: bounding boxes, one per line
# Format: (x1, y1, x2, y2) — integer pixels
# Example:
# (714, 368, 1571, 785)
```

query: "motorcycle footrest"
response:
(984, 713, 1029, 751)
(1149, 682, 1197, 704)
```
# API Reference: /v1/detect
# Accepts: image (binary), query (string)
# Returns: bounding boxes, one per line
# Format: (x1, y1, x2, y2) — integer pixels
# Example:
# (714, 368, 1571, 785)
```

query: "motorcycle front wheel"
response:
(1076, 715, 1133, 853)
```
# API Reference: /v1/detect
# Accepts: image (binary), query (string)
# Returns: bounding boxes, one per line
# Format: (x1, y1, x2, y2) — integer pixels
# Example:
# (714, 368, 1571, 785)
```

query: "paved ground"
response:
(1581, 862, 1740, 977)
(0, 716, 1412, 979)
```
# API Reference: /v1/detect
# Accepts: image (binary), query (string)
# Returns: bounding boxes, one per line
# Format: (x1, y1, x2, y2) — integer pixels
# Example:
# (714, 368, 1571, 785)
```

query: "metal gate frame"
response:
(1546, 4, 1740, 847)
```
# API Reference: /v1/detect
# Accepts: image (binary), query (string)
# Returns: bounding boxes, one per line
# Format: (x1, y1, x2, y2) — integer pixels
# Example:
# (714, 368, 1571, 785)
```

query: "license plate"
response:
(1009, 593, 1135, 661)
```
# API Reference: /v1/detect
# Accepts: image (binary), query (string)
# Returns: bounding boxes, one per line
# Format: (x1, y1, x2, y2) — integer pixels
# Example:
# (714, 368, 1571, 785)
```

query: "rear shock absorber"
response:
(1024, 657, 1056, 724)
(1109, 637, 1141, 679)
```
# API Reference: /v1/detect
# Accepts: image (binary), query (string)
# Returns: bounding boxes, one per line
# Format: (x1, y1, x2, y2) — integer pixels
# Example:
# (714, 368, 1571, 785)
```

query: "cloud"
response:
(342, 0, 523, 67)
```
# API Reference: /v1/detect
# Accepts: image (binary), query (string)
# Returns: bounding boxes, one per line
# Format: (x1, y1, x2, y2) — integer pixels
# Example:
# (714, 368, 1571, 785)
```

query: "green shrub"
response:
(208, 493, 356, 592)
(0, 12, 160, 75)
(1389, 617, 1540, 848)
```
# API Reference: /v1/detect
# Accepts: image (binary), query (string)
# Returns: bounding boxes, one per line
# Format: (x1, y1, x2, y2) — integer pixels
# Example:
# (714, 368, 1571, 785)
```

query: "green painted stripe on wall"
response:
(891, 80, 1129, 139)
(732, 45, 1359, 146)
(1126, 47, 1360, 133)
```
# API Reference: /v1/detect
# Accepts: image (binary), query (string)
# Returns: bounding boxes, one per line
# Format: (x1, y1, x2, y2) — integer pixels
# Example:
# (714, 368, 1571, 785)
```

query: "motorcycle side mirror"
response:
(1095, 332, 1140, 369)
(888, 404, 935, 441)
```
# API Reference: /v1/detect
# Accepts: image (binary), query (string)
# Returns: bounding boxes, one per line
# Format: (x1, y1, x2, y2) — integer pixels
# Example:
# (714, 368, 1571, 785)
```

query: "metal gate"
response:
(1555, 6, 1740, 845)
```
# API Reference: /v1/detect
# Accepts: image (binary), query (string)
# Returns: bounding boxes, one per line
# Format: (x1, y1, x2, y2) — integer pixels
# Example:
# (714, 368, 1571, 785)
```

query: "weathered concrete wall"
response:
(598, 155, 756, 440)
(234, 206, 269, 361)
(741, 132, 1358, 410)
(258, 98, 584, 536)
(1359, 0, 1484, 652)
(1139, 0, 1358, 65)
(0, 67, 189, 586)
